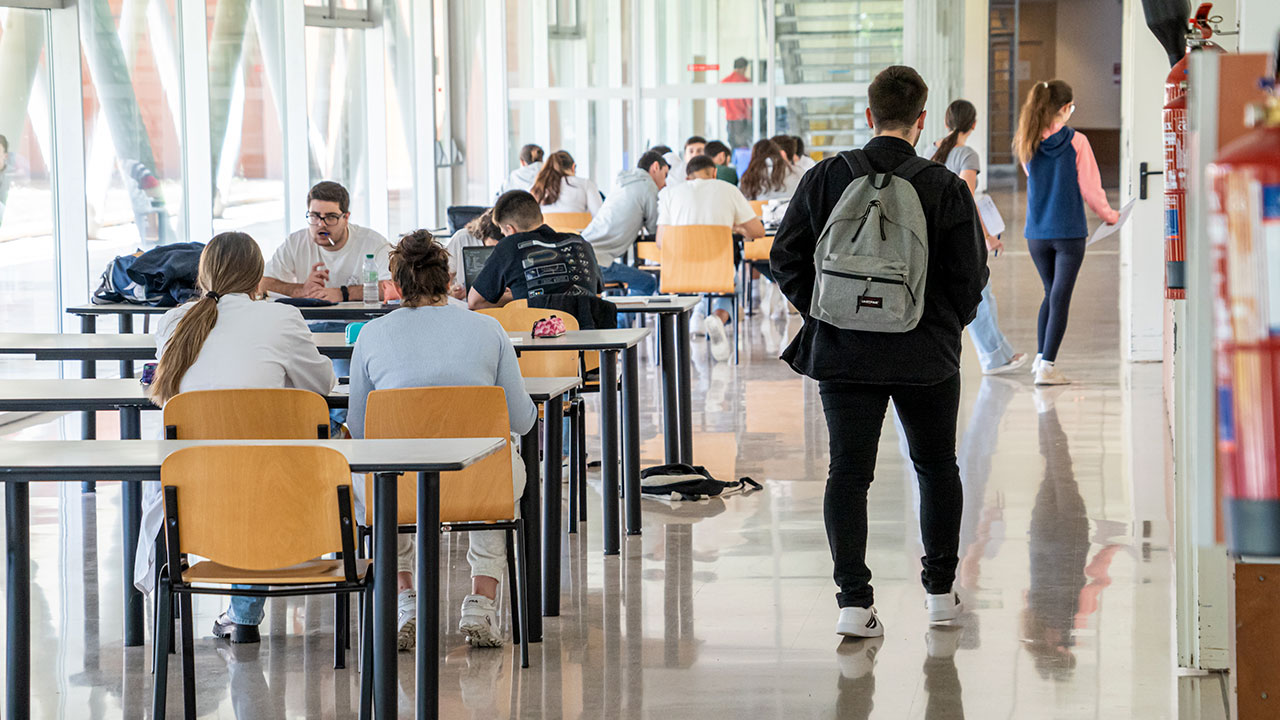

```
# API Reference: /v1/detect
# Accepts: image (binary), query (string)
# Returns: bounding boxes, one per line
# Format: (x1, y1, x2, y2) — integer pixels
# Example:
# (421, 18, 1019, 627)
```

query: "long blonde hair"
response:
(1013, 80, 1073, 165)
(149, 232, 264, 404)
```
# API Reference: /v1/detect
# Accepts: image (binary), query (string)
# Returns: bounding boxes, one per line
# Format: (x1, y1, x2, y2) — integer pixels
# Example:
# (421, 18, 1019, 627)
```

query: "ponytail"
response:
(530, 150, 575, 206)
(931, 99, 978, 164)
(1013, 80, 1073, 165)
(740, 139, 787, 200)
(519, 143, 544, 165)
(149, 232, 264, 405)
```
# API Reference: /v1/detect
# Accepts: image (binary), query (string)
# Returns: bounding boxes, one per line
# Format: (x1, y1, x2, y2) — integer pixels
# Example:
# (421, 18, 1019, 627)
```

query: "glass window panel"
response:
(0, 7, 59, 381)
(508, 99, 632, 200)
(305, 25, 372, 223)
(508, 0, 633, 90)
(639, 0, 764, 88)
(385, 0, 416, 236)
(80, 0, 185, 291)
(448, 0, 491, 203)
(774, 1, 903, 85)
(775, 95, 870, 160)
(209, 0, 288, 257)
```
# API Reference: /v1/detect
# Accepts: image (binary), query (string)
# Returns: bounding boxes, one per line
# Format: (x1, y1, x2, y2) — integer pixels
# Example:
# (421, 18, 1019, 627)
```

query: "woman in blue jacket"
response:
(1015, 80, 1119, 386)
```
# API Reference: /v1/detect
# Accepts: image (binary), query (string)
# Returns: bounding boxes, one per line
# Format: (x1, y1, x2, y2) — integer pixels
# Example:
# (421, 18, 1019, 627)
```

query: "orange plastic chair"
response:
(749, 200, 767, 217)
(543, 212, 593, 233)
(658, 225, 739, 362)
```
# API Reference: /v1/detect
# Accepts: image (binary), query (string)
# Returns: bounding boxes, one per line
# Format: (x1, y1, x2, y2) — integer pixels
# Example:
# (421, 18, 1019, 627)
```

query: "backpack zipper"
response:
(822, 268, 917, 305)
(851, 200, 879, 243)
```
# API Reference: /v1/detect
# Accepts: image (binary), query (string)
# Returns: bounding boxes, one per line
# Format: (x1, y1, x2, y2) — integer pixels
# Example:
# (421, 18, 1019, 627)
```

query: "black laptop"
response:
(462, 246, 497, 290)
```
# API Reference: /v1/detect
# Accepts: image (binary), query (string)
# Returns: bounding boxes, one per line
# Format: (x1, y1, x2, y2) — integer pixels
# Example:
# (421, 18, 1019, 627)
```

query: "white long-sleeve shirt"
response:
(540, 176, 603, 215)
(133, 293, 337, 592)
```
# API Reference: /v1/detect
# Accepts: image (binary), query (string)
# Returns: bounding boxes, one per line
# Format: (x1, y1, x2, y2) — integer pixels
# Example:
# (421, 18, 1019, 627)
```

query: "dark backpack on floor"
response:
(640, 463, 762, 501)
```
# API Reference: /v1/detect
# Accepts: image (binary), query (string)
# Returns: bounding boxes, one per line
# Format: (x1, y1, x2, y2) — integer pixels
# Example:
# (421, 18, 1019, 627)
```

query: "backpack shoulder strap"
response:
(893, 156, 937, 182)
(841, 149, 873, 178)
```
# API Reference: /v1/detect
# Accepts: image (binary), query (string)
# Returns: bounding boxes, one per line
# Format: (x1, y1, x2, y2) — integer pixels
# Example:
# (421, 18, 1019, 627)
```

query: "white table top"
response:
(0, 438, 505, 480)
(506, 327, 650, 351)
(605, 295, 701, 313)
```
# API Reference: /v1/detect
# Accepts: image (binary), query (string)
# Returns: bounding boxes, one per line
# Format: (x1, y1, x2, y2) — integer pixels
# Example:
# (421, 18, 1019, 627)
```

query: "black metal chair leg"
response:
(334, 593, 349, 669)
(577, 398, 588, 522)
(179, 594, 196, 718)
(514, 520, 531, 669)
(505, 529, 521, 646)
(151, 579, 172, 719)
(568, 400, 580, 530)
(358, 586, 374, 720)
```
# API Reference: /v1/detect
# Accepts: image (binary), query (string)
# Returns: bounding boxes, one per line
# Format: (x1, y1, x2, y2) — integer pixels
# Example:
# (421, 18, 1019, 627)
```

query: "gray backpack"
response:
(810, 150, 932, 333)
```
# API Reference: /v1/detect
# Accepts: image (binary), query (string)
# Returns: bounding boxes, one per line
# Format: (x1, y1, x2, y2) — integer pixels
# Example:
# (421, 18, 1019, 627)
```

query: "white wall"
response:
(1056, 0, 1123, 129)
(963, 0, 988, 190)
(1238, 0, 1280, 52)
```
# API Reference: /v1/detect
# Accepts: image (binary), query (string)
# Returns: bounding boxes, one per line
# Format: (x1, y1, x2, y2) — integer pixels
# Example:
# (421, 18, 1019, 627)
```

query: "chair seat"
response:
(183, 558, 372, 586)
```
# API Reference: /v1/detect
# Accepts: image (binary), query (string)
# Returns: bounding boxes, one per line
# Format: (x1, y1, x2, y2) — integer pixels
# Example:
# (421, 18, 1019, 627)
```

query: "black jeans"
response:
(1027, 236, 1086, 363)
(819, 373, 963, 608)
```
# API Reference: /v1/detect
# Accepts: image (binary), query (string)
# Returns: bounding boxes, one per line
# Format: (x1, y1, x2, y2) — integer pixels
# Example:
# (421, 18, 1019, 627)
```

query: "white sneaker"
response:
(458, 594, 503, 648)
(705, 317, 732, 363)
(835, 606, 884, 638)
(397, 590, 417, 651)
(984, 352, 1029, 376)
(926, 591, 964, 625)
(690, 312, 706, 337)
(1034, 362, 1071, 386)
(1031, 353, 1043, 375)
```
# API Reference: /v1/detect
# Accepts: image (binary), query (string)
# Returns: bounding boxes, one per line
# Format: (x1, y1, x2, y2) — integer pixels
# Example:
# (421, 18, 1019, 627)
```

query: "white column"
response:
(962, 0, 988, 191)
(363, 21, 389, 240)
(281, 0, 308, 232)
(1238, 0, 1280, 53)
(178, 0, 212, 246)
(49, 2, 89, 332)
(413, 0, 439, 229)
(1118, 0, 1165, 363)
(485, 0, 509, 198)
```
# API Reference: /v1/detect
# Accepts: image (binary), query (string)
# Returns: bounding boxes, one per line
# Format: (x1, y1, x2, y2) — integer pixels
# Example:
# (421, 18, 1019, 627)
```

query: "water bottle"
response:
(362, 254, 379, 307)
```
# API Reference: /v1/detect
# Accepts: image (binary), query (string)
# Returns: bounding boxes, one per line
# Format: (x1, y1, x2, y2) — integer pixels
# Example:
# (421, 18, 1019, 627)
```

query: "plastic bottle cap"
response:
(366, 254, 374, 258)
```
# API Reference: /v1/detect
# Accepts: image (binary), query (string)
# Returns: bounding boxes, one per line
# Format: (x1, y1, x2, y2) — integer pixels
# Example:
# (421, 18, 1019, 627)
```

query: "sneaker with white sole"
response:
(458, 594, 503, 647)
(397, 590, 417, 651)
(835, 606, 884, 638)
(705, 318, 732, 363)
(984, 352, 1029, 376)
(926, 592, 964, 625)
(1034, 362, 1071, 386)
(1031, 353, 1043, 375)
(836, 635, 885, 679)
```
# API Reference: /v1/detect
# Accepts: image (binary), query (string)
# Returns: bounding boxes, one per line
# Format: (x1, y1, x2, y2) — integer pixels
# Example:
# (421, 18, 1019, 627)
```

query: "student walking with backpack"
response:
(771, 66, 987, 638)
(931, 99, 1028, 376)
(1016, 80, 1120, 386)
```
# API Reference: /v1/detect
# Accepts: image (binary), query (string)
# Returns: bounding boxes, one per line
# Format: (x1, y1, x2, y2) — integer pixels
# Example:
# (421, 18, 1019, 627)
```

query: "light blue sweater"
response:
(347, 304, 538, 438)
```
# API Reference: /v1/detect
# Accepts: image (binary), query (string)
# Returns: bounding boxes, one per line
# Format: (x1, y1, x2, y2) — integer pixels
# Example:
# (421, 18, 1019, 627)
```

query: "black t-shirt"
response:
(472, 224, 603, 303)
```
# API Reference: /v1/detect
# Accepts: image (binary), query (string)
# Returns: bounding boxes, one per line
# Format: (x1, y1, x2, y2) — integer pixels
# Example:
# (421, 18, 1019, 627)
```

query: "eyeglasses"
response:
(306, 212, 345, 226)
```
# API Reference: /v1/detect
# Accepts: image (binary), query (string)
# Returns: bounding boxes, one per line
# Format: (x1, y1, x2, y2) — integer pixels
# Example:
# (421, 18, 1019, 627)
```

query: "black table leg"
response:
(542, 395, 564, 616)
(373, 472, 398, 718)
(120, 407, 144, 647)
(415, 471, 440, 720)
(621, 347, 642, 536)
(600, 350, 621, 555)
(675, 310, 694, 464)
(6, 482, 29, 720)
(519, 430, 544, 639)
(658, 314, 679, 465)
(80, 315, 96, 494)
(119, 314, 135, 378)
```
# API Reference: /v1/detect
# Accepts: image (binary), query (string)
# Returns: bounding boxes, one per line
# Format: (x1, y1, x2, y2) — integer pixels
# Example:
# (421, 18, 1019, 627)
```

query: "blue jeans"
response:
(600, 261, 657, 296)
(227, 587, 265, 625)
(967, 282, 1014, 372)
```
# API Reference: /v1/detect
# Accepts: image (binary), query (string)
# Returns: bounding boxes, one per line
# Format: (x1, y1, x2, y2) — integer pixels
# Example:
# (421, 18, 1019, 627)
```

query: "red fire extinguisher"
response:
(1163, 3, 1224, 300)
(1208, 65, 1280, 555)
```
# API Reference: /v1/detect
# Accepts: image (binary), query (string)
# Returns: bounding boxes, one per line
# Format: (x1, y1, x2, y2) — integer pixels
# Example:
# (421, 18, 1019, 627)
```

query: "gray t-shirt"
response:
(942, 145, 981, 178)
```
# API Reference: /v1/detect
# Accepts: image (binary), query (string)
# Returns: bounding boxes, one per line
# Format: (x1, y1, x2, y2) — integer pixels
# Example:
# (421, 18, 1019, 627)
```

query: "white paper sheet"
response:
(1087, 199, 1137, 246)
(975, 195, 1005, 237)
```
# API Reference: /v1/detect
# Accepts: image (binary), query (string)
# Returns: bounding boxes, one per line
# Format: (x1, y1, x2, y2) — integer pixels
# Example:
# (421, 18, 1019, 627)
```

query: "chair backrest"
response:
(163, 388, 331, 439)
(658, 225, 736, 294)
(635, 241, 660, 265)
(476, 304, 580, 378)
(749, 200, 766, 217)
(741, 235, 775, 262)
(447, 205, 489, 234)
(161, 446, 354, 571)
(364, 387, 515, 524)
(542, 212, 593, 233)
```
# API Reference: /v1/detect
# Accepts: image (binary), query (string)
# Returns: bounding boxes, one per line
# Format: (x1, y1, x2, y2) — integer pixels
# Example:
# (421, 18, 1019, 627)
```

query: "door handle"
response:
(1139, 161, 1164, 201)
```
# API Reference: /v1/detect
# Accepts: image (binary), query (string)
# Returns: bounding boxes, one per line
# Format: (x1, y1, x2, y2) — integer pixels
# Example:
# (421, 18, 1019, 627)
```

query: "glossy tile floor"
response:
(1, 188, 1226, 719)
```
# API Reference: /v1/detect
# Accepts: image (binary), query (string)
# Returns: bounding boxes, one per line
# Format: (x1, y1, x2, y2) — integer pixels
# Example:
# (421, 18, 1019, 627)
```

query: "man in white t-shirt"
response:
(260, 181, 391, 303)
(656, 155, 765, 362)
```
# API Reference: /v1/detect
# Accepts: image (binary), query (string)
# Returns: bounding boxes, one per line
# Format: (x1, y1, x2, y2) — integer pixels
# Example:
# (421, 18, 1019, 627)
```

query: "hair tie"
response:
(1041, 81, 1050, 89)
(205, 291, 221, 301)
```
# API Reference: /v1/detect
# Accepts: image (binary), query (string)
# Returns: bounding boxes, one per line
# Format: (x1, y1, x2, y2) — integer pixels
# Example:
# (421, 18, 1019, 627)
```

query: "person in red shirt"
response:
(719, 58, 753, 149)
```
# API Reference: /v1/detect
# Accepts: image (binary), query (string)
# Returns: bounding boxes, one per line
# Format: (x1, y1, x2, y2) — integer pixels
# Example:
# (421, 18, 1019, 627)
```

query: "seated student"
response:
(348, 231, 537, 649)
(793, 135, 817, 172)
(500, 143, 544, 194)
(741, 138, 802, 202)
(443, 209, 503, 298)
(531, 150, 602, 215)
(651, 144, 684, 190)
(259, 181, 391, 304)
(579, 150, 669, 299)
(134, 231, 337, 644)
(468, 190, 604, 310)
(656, 154, 764, 362)
(704, 140, 739, 186)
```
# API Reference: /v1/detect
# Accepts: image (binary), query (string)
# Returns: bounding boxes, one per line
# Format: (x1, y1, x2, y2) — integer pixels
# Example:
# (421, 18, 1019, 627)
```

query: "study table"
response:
(0, 437, 505, 720)
(0, 327, 651, 554)
(0, 376, 580, 643)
